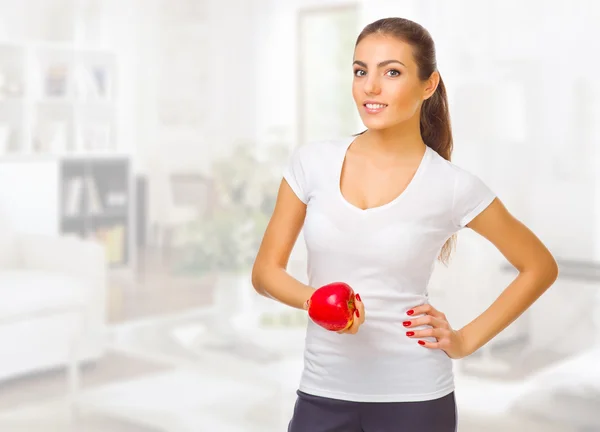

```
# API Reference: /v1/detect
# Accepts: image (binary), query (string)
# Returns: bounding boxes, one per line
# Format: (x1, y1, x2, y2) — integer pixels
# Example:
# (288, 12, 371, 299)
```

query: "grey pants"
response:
(288, 390, 457, 432)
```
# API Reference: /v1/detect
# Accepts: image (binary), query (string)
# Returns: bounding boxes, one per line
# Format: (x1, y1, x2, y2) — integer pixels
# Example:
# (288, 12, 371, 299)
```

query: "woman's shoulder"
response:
(427, 147, 482, 182)
(426, 147, 496, 227)
(283, 137, 350, 202)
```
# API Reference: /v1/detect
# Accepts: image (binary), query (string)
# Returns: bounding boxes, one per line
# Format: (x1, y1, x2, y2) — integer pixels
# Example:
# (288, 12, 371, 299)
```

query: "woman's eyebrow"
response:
(352, 59, 406, 68)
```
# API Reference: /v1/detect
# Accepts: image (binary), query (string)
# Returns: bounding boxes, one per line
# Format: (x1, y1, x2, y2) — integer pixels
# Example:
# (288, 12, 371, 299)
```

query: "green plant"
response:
(175, 139, 289, 275)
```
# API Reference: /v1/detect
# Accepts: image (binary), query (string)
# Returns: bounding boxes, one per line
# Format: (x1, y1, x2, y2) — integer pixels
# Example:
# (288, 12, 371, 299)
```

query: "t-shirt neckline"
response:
(336, 136, 432, 214)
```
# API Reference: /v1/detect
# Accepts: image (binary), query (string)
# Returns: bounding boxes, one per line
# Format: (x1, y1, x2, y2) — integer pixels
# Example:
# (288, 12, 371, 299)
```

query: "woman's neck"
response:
(360, 117, 426, 158)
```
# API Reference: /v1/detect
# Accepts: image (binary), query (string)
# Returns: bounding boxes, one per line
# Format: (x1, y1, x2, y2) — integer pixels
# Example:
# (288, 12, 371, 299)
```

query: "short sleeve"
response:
(283, 144, 311, 204)
(452, 169, 496, 229)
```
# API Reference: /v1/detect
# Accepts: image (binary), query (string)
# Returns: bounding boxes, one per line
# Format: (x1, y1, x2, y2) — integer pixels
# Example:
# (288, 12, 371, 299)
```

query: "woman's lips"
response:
(363, 103, 388, 114)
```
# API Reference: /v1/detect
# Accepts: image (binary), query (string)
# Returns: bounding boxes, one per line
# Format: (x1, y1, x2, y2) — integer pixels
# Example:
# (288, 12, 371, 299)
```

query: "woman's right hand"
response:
(337, 293, 365, 334)
(304, 293, 365, 335)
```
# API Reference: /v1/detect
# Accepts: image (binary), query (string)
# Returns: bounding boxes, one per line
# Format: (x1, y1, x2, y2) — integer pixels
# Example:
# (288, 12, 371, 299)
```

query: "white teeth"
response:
(366, 103, 386, 109)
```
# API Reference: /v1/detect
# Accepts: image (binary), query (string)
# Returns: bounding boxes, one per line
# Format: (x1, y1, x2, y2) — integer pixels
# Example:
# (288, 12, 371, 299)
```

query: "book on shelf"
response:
(63, 175, 113, 216)
(89, 224, 125, 265)
(74, 64, 110, 100)
(86, 176, 103, 215)
(63, 176, 85, 216)
(45, 64, 69, 98)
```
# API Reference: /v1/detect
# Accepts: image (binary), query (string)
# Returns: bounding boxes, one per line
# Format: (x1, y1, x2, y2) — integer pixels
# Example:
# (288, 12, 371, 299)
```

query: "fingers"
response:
(336, 314, 358, 334)
(407, 303, 446, 320)
(337, 293, 364, 335)
(404, 305, 453, 351)
(356, 295, 365, 325)
(415, 339, 441, 349)
(405, 327, 449, 340)
(405, 325, 449, 351)
(348, 313, 361, 334)
(336, 317, 355, 334)
(402, 315, 449, 330)
(303, 299, 310, 310)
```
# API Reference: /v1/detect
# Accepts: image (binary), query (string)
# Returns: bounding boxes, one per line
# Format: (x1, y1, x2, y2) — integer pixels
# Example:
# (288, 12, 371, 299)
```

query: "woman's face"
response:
(352, 34, 434, 130)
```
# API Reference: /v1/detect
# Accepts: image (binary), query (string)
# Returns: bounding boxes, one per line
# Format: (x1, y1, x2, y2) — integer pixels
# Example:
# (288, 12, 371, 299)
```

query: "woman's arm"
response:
(251, 179, 315, 310)
(458, 198, 559, 356)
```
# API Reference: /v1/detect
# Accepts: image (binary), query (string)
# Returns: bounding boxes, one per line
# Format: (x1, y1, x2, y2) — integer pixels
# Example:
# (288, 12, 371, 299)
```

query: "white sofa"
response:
(0, 228, 108, 383)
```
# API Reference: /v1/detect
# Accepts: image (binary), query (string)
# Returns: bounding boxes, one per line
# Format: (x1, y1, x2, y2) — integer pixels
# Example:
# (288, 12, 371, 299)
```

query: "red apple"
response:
(307, 282, 356, 331)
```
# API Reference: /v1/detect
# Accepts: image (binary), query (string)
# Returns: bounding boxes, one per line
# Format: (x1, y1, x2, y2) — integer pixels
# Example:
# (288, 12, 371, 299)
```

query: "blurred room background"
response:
(0, 0, 598, 431)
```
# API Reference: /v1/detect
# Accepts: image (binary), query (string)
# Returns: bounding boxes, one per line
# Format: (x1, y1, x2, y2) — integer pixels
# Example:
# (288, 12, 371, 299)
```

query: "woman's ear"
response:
(423, 71, 440, 101)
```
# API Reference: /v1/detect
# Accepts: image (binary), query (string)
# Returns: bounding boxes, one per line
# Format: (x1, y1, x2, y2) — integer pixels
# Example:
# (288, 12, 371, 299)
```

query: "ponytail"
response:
(421, 74, 455, 265)
(421, 74, 453, 162)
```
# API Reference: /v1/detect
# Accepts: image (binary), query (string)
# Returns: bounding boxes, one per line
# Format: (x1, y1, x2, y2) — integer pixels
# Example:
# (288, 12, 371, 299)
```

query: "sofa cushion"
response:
(0, 270, 86, 319)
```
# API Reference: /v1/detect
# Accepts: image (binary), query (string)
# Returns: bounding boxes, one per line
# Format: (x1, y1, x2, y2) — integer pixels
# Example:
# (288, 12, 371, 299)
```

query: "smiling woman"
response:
(351, 23, 450, 145)
(252, 16, 558, 432)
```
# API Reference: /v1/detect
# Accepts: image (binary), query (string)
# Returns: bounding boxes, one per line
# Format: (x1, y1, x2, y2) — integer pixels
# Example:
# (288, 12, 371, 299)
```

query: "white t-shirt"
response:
(283, 136, 497, 403)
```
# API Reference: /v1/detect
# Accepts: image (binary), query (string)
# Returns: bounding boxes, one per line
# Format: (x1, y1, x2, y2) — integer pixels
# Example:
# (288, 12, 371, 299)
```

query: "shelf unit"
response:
(60, 157, 130, 267)
(0, 40, 134, 270)
(0, 41, 117, 156)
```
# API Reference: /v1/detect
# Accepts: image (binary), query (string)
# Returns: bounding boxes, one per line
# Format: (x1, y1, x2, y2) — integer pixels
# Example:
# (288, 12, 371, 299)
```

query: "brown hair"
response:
(355, 17, 455, 265)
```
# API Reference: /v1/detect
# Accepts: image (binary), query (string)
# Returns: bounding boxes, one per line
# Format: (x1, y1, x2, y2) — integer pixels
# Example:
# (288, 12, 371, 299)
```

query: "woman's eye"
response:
(387, 69, 401, 77)
(354, 69, 366, 77)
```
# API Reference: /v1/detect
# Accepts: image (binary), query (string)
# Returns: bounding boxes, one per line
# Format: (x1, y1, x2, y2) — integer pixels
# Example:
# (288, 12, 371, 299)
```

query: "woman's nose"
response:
(364, 77, 381, 95)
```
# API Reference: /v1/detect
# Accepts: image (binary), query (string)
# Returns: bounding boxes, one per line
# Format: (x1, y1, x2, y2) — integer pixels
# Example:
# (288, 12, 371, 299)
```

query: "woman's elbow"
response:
(531, 253, 559, 287)
(545, 256, 559, 285)
(251, 261, 266, 295)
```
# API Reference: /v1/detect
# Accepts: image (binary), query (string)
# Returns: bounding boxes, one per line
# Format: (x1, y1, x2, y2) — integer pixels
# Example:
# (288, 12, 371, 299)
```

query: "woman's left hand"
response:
(403, 303, 471, 359)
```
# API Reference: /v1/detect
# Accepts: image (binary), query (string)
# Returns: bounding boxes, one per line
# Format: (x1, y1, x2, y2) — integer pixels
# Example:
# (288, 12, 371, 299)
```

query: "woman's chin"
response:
(361, 119, 390, 130)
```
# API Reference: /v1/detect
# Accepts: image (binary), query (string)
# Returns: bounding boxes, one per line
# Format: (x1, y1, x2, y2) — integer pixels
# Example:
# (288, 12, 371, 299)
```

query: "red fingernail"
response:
(355, 309, 360, 318)
(356, 293, 362, 302)
(406, 331, 414, 336)
(407, 309, 414, 315)
(418, 340, 425, 345)
(403, 321, 411, 327)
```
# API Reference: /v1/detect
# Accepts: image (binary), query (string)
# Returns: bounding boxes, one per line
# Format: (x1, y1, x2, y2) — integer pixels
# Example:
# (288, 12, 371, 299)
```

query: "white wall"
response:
(254, 0, 300, 150)
(0, 0, 75, 42)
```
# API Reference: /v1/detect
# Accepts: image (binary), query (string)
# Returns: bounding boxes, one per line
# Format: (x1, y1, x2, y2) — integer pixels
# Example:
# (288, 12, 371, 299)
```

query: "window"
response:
(297, 5, 360, 146)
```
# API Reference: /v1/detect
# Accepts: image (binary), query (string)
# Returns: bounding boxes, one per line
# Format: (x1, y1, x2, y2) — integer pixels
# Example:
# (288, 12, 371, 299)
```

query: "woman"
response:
(251, 17, 558, 432)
